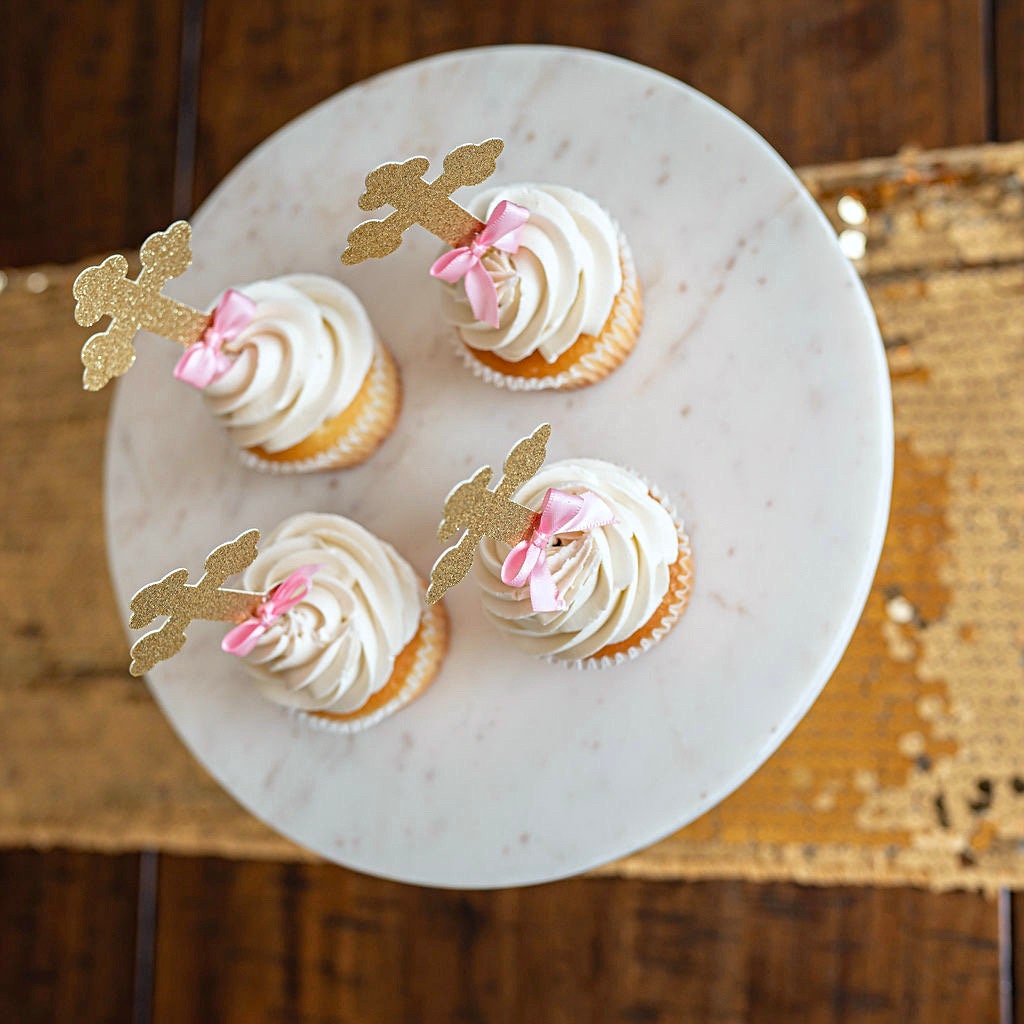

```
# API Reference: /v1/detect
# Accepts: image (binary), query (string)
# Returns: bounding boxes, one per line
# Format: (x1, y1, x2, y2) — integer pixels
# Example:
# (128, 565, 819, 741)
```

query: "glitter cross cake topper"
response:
(341, 139, 505, 264)
(73, 220, 214, 391)
(426, 423, 551, 605)
(74, 220, 257, 393)
(129, 530, 325, 675)
(128, 529, 264, 676)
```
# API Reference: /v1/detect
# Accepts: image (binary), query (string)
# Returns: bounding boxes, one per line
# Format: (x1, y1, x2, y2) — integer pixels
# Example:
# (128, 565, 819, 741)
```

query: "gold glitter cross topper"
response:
(426, 423, 551, 605)
(127, 529, 263, 677)
(74, 220, 212, 391)
(341, 138, 505, 265)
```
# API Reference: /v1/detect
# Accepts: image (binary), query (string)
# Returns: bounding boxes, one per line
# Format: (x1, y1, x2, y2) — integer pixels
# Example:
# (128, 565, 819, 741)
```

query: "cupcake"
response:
(231, 513, 448, 732)
(435, 185, 642, 391)
(197, 275, 400, 473)
(74, 222, 400, 473)
(474, 459, 692, 667)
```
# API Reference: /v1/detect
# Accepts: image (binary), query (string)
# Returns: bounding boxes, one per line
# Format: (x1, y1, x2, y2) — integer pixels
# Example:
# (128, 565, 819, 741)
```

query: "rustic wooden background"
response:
(2, 1, 1022, 1022)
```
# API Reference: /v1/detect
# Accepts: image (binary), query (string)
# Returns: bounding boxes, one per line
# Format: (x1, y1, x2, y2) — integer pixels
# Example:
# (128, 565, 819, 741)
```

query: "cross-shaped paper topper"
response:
(74, 220, 212, 391)
(127, 529, 263, 677)
(341, 138, 505, 265)
(426, 423, 551, 605)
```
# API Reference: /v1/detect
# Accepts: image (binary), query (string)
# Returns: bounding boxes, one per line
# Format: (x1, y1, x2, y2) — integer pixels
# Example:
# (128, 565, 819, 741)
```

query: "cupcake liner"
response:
(552, 478, 694, 670)
(240, 340, 401, 475)
(456, 232, 642, 392)
(299, 589, 449, 735)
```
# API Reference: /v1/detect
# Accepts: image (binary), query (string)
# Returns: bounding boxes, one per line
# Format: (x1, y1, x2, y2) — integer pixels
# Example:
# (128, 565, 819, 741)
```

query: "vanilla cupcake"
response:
(200, 275, 400, 473)
(475, 460, 692, 666)
(437, 185, 642, 390)
(237, 513, 447, 731)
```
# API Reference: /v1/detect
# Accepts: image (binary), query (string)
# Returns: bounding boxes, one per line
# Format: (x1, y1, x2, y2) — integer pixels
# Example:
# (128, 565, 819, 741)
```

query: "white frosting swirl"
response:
(238, 513, 420, 712)
(438, 185, 623, 363)
(475, 460, 679, 661)
(203, 275, 375, 453)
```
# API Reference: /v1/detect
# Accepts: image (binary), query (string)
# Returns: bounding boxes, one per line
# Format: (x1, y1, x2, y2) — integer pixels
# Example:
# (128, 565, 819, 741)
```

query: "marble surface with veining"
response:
(105, 46, 893, 887)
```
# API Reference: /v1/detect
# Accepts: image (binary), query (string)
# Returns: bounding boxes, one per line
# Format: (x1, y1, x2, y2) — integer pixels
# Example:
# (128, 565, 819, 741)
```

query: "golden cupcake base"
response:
(303, 592, 449, 735)
(242, 340, 401, 474)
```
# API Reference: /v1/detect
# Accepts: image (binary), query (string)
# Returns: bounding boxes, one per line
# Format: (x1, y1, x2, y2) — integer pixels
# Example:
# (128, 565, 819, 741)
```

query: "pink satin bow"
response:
(221, 563, 324, 658)
(501, 489, 617, 613)
(429, 200, 530, 329)
(173, 289, 256, 389)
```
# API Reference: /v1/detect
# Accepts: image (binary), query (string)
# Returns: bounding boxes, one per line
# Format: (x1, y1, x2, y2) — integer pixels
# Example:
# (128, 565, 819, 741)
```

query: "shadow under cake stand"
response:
(105, 46, 893, 888)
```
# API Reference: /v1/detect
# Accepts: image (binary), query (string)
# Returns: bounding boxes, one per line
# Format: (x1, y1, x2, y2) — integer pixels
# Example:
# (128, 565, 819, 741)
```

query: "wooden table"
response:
(2, 3, 1021, 1022)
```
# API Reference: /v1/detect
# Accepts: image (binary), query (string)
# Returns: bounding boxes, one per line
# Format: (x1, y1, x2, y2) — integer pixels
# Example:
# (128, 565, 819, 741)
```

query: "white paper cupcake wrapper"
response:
(454, 231, 640, 392)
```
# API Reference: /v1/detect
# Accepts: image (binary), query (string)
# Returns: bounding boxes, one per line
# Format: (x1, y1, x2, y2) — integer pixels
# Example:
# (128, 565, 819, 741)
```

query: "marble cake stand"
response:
(105, 46, 893, 888)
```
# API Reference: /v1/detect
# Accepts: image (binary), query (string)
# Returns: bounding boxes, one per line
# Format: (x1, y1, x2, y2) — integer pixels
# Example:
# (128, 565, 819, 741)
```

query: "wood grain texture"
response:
(995, 0, 1024, 140)
(2, 13, 1011, 1023)
(0, 850, 139, 1023)
(152, 858, 1001, 1024)
(0, 0, 183, 266)
(193, 0, 988, 204)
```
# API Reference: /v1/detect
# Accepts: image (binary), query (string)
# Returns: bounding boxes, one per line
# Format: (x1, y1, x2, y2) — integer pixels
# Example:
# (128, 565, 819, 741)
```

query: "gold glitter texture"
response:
(341, 139, 505, 264)
(128, 529, 263, 677)
(74, 220, 210, 391)
(426, 423, 550, 605)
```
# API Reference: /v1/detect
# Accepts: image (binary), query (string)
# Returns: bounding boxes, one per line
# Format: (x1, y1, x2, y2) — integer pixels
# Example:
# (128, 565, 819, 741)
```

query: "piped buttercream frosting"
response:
(238, 513, 420, 712)
(203, 275, 376, 453)
(475, 459, 679, 661)
(438, 185, 623, 364)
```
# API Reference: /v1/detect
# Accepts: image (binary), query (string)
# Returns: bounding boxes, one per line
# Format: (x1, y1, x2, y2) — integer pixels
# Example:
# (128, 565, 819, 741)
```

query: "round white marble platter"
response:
(105, 46, 893, 888)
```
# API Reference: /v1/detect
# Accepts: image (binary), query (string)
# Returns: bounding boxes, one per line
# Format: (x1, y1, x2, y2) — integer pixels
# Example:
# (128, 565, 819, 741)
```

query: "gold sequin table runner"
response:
(2, 142, 1021, 890)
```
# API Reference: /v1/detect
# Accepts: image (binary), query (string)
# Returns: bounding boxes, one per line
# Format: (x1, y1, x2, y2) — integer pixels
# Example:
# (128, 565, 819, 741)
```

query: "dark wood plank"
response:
(0, 0, 184, 266)
(995, 0, 1024, 139)
(0, 850, 139, 1024)
(154, 858, 1000, 1023)
(194, 0, 987, 205)
(1015, 893, 1023, 1024)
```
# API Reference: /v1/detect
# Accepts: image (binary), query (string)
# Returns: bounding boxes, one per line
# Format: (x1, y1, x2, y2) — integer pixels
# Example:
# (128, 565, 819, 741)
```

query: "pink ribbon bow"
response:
(429, 200, 530, 329)
(173, 289, 256, 389)
(501, 489, 617, 613)
(221, 563, 324, 658)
